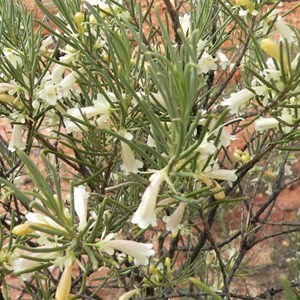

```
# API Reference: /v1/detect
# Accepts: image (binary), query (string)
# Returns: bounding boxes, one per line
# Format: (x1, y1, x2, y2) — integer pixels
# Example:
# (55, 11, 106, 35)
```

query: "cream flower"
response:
(197, 52, 218, 74)
(205, 169, 237, 187)
(25, 212, 67, 233)
(13, 251, 60, 281)
(74, 185, 89, 231)
(3, 48, 22, 68)
(58, 71, 78, 98)
(254, 117, 279, 132)
(216, 51, 231, 70)
(274, 18, 296, 44)
(52, 64, 67, 84)
(235, 0, 257, 16)
(219, 127, 236, 147)
(0, 82, 20, 94)
(65, 94, 111, 133)
(8, 124, 26, 152)
(39, 81, 60, 106)
(131, 168, 168, 229)
(40, 35, 54, 52)
(221, 87, 262, 114)
(280, 108, 295, 133)
(98, 238, 155, 266)
(163, 202, 186, 233)
(196, 133, 216, 155)
(179, 14, 190, 36)
(119, 130, 143, 174)
(206, 169, 237, 182)
(84, 0, 119, 16)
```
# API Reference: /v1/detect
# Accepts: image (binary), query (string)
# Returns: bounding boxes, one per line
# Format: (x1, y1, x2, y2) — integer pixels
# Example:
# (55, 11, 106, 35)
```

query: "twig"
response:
(162, 0, 182, 45)
(206, 19, 255, 110)
(252, 227, 300, 246)
(256, 280, 300, 299)
(200, 210, 231, 299)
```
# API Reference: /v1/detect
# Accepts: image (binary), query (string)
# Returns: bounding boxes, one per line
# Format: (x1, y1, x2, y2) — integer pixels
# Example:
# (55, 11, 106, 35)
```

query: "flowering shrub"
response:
(0, 0, 300, 298)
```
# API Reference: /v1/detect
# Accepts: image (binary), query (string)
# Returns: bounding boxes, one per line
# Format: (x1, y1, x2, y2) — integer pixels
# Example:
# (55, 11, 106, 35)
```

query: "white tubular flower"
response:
(96, 114, 111, 129)
(206, 169, 237, 187)
(40, 35, 53, 51)
(120, 130, 143, 174)
(74, 185, 89, 231)
(275, 18, 296, 44)
(52, 64, 67, 84)
(221, 87, 261, 114)
(197, 52, 218, 74)
(3, 48, 22, 68)
(39, 81, 60, 106)
(58, 71, 78, 98)
(13, 251, 60, 281)
(25, 212, 67, 233)
(53, 252, 75, 272)
(67, 106, 99, 121)
(65, 94, 111, 133)
(254, 117, 279, 132)
(8, 124, 26, 152)
(84, 0, 119, 16)
(216, 50, 231, 70)
(280, 108, 295, 133)
(99, 239, 155, 266)
(119, 288, 141, 300)
(179, 14, 190, 36)
(131, 168, 168, 229)
(163, 202, 186, 233)
(94, 93, 111, 113)
(220, 127, 236, 147)
(0, 82, 19, 94)
(206, 169, 237, 181)
(196, 39, 207, 56)
(197, 133, 216, 155)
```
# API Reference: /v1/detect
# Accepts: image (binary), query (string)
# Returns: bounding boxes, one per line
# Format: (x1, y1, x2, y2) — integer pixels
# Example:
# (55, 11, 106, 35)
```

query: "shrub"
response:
(0, 0, 300, 298)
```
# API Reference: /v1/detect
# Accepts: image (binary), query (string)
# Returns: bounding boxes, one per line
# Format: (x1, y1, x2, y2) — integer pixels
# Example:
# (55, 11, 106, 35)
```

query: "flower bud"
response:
(74, 12, 84, 35)
(8, 124, 26, 152)
(236, 0, 254, 11)
(261, 38, 288, 70)
(263, 170, 276, 182)
(254, 117, 279, 132)
(119, 288, 141, 300)
(198, 174, 225, 200)
(12, 223, 35, 236)
(74, 12, 84, 25)
(55, 266, 72, 300)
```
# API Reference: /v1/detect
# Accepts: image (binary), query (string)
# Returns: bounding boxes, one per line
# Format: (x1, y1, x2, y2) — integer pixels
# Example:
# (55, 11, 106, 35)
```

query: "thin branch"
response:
(256, 280, 300, 299)
(200, 210, 231, 299)
(162, 0, 182, 45)
(252, 227, 300, 246)
(206, 19, 255, 109)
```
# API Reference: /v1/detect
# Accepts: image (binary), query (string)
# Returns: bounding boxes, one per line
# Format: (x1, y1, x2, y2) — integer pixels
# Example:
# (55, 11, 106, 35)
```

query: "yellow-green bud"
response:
(261, 38, 288, 71)
(0, 94, 22, 108)
(74, 12, 85, 35)
(55, 266, 72, 300)
(236, 0, 254, 11)
(12, 223, 35, 236)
